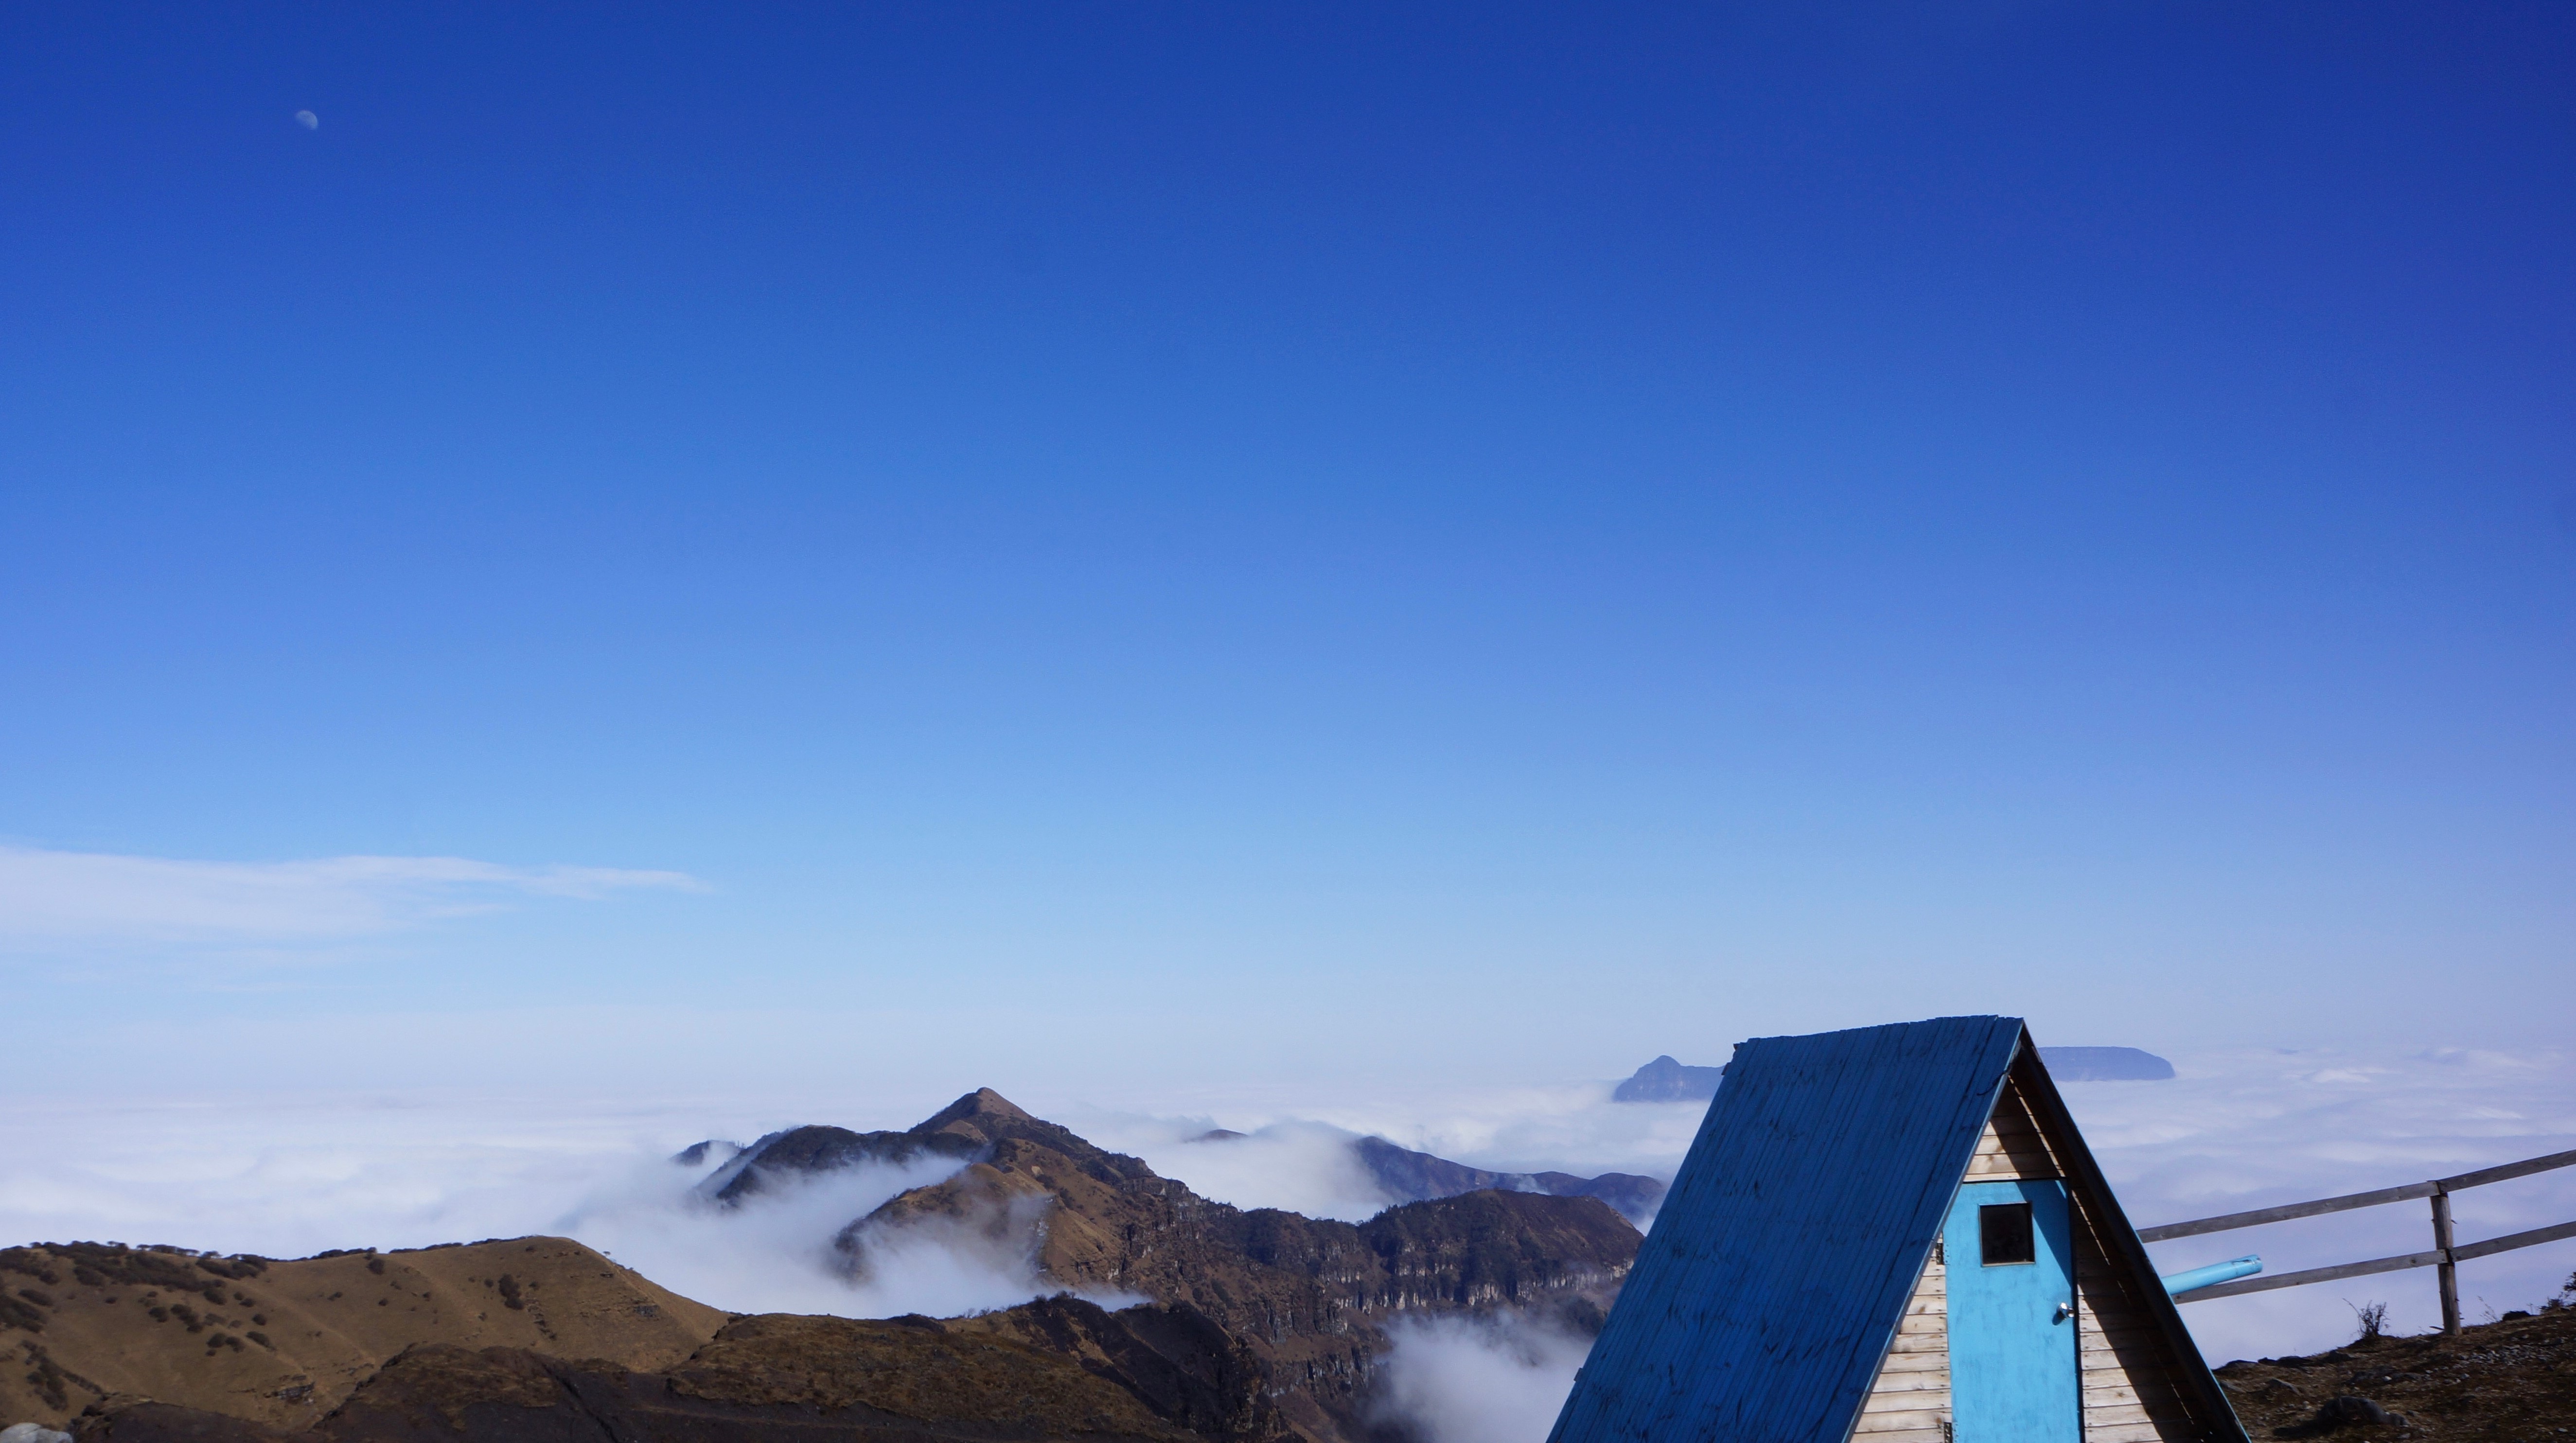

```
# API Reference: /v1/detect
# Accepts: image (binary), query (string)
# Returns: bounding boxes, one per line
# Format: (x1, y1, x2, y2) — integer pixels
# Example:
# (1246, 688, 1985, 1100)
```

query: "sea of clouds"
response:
(4, 1045, 2570, 1443)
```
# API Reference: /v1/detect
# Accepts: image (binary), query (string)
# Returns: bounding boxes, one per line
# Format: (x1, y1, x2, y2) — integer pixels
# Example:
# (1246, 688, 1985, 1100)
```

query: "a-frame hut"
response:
(1549, 1016, 2245, 1443)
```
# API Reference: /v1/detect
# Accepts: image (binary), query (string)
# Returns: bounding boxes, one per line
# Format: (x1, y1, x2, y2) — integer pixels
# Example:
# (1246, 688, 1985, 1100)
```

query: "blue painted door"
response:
(1945, 1179, 2080, 1443)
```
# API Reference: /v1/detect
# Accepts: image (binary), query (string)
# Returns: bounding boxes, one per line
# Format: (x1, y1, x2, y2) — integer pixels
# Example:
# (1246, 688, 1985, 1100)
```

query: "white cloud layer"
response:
(1063, 1116, 1431, 1222)
(0, 845, 700, 944)
(1370, 1312, 1595, 1443)
(0, 1042, 2567, 1426)
(564, 1149, 1094, 1319)
(2062, 1045, 2576, 1363)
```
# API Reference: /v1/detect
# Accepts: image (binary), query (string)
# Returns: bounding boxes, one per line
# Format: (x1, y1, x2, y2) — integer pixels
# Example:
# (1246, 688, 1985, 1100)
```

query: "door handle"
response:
(2054, 1302, 2075, 1323)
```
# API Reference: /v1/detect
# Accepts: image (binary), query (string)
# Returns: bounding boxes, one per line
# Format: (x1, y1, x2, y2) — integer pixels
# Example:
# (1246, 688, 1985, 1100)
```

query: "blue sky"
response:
(3, 4, 2572, 1092)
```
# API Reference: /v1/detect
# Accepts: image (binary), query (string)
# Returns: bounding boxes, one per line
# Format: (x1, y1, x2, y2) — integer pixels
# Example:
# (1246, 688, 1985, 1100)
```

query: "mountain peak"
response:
(911, 1087, 1035, 1138)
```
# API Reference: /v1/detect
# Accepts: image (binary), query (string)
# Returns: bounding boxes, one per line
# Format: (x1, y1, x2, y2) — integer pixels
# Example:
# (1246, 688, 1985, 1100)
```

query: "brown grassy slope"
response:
(663, 1313, 1199, 1440)
(71, 1307, 1278, 1443)
(2215, 1302, 2576, 1443)
(1, 1237, 724, 1431)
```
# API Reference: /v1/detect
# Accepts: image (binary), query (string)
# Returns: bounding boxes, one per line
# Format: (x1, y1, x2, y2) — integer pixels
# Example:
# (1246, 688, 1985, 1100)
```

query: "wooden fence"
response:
(2142, 1146, 2576, 1333)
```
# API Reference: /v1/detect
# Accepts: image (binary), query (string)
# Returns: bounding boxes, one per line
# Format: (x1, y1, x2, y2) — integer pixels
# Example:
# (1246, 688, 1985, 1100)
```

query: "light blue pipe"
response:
(2161, 1255, 2262, 1296)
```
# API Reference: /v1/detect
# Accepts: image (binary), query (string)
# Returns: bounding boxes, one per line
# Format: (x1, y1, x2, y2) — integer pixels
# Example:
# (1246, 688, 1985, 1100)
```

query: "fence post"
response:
(2430, 1187, 2460, 1335)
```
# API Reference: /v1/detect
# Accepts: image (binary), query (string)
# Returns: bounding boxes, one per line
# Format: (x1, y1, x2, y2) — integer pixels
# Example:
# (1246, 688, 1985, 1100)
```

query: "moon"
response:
(295, 110, 319, 130)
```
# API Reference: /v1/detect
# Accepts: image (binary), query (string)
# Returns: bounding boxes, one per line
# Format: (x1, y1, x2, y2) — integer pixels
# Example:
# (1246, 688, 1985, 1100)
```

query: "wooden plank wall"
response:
(2071, 1217, 2205, 1443)
(1851, 1241, 1949, 1443)
(1968, 1081, 2064, 1181)
(1850, 1071, 2214, 1443)
(2029, 1083, 2212, 1442)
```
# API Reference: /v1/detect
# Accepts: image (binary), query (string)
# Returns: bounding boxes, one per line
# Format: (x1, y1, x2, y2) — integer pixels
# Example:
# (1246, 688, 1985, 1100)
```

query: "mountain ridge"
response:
(695, 1090, 1667, 1223)
(15, 1090, 1640, 1443)
(827, 1087, 1639, 1439)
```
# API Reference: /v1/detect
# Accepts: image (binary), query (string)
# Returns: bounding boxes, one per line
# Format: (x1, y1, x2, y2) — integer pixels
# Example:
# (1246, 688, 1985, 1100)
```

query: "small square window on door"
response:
(1979, 1202, 2035, 1265)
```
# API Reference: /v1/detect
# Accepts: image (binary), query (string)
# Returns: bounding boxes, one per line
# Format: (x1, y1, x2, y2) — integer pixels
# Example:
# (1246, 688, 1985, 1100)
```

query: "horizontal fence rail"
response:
(2139, 1148, 2576, 1243)
(2142, 1146, 2576, 1330)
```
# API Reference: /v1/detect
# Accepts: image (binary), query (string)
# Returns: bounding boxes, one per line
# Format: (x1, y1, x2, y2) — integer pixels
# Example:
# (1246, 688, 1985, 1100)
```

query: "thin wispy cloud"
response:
(0, 845, 702, 946)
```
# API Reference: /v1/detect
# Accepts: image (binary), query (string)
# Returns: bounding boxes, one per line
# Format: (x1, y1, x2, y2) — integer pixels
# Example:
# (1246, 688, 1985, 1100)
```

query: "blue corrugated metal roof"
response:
(1549, 1016, 2025, 1443)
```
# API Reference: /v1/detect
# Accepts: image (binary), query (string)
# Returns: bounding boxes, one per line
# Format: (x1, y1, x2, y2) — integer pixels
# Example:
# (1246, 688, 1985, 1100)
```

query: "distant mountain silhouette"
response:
(691, 1123, 980, 1202)
(2036, 1046, 2175, 1081)
(1611, 1044, 2172, 1100)
(1343, 1135, 1665, 1223)
(670, 1138, 738, 1167)
(1612, 1054, 1729, 1102)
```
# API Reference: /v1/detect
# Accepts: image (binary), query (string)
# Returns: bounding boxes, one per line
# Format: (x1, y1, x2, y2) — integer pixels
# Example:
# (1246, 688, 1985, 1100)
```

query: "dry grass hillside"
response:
(0, 1236, 724, 1430)
(2215, 1299, 2576, 1443)
(66, 1302, 1290, 1443)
